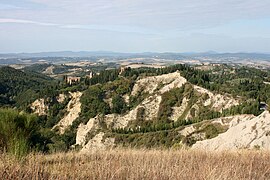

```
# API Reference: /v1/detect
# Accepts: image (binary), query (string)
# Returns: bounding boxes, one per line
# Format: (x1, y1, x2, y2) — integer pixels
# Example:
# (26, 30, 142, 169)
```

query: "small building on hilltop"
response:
(67, 76, 81, 85)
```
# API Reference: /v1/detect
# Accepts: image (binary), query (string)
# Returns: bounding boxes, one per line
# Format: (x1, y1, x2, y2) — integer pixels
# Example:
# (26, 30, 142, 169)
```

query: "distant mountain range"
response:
(0, 51, 270, 66)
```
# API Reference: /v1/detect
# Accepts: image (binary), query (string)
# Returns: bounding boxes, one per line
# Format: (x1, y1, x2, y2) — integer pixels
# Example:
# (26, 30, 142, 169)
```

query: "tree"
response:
(112, 95, 127, 114)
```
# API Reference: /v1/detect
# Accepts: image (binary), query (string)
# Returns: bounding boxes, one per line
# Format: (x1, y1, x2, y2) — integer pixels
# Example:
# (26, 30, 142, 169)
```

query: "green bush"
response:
(112, 95, 127, 114)
(0, 109, 38, 158)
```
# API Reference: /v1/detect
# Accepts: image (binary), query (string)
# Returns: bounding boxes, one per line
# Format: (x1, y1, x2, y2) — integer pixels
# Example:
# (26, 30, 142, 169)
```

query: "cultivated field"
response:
(1, 149, 270, 180)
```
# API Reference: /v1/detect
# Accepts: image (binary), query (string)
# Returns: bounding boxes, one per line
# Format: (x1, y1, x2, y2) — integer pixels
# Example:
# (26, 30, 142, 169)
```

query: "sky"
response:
(0, 0, 270, 53)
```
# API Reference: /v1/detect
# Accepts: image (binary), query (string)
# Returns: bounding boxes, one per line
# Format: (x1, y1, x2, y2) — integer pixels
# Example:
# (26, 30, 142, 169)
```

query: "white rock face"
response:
(131, 71, 187, 96)
(179, 114, 254, 137)
(140, 94, 162, 121)
(179, 126, 196, 136)
(193, 85, 239, 111)
(104, 111, 136, 129)
(53, 91, 82, 134)
(208, 114, 255, 128)
(170, 100, 188, 121)
(219, 114, 255, 128)
(80, 132, 115, 153)
(57, 93, 66, 103)
(101, 71, 186, 128)
(159, 74, 187, 94)
(31, 99, 48, 116)
(76, 95, 162, 148)
(169, 85, 239, 121)
(76, 116, 101, 146)
(104, 94, 162, 129)
(192, 111, 270, 150)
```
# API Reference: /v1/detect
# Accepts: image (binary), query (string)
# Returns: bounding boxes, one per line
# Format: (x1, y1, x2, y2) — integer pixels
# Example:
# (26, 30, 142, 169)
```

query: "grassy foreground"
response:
(1, 149, 270, 180)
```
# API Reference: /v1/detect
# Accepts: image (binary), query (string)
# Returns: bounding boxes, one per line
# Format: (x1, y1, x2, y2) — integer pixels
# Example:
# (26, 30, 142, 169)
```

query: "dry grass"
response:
(1, 149, 270, 180)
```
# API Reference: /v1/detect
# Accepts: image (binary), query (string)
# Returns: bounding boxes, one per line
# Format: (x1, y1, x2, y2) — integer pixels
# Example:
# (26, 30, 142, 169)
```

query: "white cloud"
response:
(0, 18, 58, 26)
(0, 0, 269, 31)
(0, 18, 157, 35)
(14, 0, 269, 30)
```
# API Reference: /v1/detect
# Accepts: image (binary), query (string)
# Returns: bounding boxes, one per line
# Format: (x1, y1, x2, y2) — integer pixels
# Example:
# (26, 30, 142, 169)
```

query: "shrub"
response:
(0, 109, 38, 158)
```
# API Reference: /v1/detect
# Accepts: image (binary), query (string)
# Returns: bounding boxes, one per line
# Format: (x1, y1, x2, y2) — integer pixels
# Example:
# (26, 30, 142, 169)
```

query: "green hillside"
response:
(0, 66, 57, 108)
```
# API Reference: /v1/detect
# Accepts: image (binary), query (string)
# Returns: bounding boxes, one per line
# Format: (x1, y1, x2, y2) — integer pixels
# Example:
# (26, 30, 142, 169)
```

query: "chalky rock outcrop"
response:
(192, 111, 270, 150)
(53, 91, 82, 134)
(31, 98, 48, 116)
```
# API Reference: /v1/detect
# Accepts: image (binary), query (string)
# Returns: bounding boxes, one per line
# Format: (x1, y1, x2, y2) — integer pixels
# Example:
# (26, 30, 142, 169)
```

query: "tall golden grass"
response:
(1, 149, 270, 180)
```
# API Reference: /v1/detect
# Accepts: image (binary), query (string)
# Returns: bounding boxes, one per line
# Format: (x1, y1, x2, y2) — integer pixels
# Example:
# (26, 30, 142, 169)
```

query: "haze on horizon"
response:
(0, 0, 270, 53)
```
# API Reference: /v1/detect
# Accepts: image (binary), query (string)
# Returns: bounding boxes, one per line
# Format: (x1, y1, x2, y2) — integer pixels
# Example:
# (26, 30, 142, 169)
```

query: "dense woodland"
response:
(0, 66, 59, 108)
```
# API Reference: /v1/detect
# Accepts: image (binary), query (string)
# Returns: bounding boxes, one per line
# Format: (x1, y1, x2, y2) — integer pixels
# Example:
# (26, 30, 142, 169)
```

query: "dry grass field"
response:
(1, 149, 270, 180)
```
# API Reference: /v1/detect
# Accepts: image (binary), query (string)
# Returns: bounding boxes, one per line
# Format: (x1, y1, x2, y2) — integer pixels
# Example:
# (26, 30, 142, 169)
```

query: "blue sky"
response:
(0, 0, 270, 53)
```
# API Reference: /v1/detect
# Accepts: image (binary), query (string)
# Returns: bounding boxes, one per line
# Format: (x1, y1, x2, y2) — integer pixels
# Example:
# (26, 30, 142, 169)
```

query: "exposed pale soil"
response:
(80, 132, 115, 153)
(193, 111, 270, 150)
(131, 71, 187, 96)
(193, 85, 239, 111)
(31, 98, 48, 116)
(53, 91, 82, 134)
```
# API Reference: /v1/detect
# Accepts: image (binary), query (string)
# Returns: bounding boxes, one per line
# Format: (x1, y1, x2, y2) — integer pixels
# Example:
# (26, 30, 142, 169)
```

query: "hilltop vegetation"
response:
(0, 66, 58, 108)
